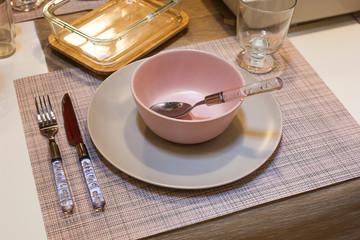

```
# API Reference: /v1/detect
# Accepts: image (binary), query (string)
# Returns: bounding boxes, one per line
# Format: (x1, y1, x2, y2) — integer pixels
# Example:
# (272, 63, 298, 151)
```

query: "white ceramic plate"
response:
(88, 60, 282, 189)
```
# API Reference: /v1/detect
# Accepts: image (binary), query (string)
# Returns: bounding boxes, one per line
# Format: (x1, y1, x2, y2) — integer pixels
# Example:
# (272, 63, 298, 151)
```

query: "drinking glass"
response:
(10, 0, 44, 11)
(236, 0, 296, 74)
(0, 0, 15, 58)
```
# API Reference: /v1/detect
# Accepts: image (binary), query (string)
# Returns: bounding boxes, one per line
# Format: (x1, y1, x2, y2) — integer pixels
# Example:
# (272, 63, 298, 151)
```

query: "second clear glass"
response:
(236, 0, 297, 74)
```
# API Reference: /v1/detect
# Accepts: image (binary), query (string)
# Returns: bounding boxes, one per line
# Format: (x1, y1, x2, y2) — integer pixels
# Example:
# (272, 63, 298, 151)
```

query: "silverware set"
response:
(35, 94, 106, 215)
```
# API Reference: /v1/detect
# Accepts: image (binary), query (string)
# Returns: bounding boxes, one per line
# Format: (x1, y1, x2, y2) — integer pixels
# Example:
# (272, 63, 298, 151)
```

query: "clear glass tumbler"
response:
(0, 0, 15, 58)
(236, 0, 296, 74)
(10, 0, 44, 11)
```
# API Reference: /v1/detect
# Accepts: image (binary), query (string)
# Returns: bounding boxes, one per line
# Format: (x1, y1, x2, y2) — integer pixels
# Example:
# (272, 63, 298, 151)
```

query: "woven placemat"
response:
(13, 0, 107, 23)
(14, 37, 360, 239)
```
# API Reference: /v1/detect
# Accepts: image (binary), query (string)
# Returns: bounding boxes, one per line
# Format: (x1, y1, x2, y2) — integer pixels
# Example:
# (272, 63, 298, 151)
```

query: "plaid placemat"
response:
(13, 0, 107, 23)
(14, 37, 360, 239)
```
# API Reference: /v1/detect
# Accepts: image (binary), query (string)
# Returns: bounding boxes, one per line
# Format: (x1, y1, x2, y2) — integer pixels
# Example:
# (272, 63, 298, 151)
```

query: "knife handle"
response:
(80, 157, 106, 212)
(51, 158, 76, 215)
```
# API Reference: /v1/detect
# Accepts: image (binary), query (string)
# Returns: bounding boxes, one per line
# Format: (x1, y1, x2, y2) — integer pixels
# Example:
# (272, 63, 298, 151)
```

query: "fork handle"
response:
(49, 139, 75, 215)
(51, 158, 76, 215)
(50, 140, 75, 215)
(51, 157, 75, 215)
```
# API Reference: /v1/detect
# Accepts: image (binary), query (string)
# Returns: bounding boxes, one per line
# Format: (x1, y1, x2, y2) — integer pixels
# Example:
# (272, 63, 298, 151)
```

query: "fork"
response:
(35, 95, 75, 215)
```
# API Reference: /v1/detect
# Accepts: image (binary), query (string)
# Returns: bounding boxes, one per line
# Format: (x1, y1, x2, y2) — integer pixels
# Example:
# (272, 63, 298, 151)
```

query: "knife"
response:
(62, 93, 106, 212)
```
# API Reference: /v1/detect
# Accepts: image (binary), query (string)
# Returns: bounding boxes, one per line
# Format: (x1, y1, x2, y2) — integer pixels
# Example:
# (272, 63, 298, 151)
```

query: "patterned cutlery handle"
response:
(80, 157, 106, 212)
(51, 158, 76, 215)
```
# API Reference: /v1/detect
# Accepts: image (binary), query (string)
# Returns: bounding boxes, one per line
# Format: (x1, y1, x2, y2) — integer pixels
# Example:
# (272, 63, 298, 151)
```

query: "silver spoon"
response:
(150, 77, 283, 118)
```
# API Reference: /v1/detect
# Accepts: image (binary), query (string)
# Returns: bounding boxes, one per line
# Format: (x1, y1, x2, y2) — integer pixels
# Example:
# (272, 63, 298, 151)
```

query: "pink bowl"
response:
(131, 49, 245, 144)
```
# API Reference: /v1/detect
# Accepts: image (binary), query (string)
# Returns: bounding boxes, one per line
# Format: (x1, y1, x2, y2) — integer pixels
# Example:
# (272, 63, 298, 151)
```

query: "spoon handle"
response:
(205, 77, 283, 105)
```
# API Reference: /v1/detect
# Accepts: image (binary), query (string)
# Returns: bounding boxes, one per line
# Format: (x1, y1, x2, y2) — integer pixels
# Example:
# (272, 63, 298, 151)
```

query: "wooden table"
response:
(34, 1, 360, 238)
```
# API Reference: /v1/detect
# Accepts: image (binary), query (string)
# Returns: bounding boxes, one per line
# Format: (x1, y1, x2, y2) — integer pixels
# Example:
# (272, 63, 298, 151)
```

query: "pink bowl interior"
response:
(132, 50, 245, 120)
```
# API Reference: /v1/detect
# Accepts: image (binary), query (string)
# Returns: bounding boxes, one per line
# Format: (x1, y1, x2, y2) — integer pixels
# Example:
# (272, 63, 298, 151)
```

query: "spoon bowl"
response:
(150, 100, 205, 118)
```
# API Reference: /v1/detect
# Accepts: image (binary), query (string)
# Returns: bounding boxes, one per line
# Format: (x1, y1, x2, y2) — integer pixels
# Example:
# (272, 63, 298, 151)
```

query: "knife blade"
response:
(62, 93, 106, 212)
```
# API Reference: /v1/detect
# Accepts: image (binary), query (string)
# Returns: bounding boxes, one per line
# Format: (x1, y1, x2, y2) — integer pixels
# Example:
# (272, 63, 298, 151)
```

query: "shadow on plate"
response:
(92, 138, 281, 197)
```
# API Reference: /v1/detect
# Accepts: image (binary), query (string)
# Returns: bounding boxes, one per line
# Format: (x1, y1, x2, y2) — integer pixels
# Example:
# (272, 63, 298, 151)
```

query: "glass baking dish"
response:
(43, 0, 186, 69)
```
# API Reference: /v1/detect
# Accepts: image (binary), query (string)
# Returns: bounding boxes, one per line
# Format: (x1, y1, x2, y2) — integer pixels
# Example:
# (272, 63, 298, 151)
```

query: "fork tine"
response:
(35, 97, 43, 126)
(42, 95, 51, 124)
(38, 96, 49, 125)
(47, 95, 57, 124)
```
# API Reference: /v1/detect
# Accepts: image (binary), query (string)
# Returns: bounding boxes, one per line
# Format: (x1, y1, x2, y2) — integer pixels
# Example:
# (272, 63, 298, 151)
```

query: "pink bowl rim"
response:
(131, 49, 244, 123)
